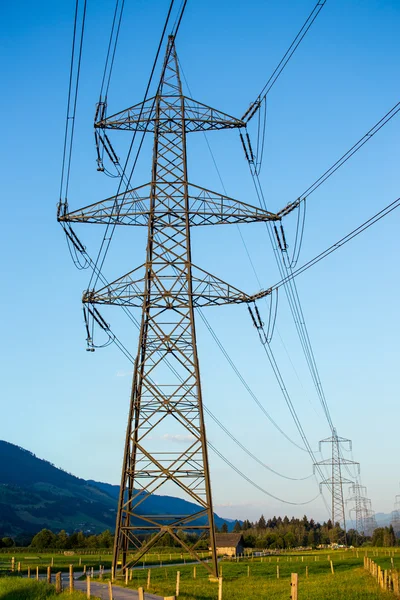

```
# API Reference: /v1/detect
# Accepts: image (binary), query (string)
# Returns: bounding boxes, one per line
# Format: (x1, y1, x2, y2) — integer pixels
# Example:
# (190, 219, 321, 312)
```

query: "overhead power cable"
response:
(249, 303, 332, 490)
(203, 405, 312, 481)
(242, 0, 327, 123)
(267, 195, 400, 293)
(209, 443, 321, 505)
(299, 101, 400, 200)
(198, 309, 306, 453)
(249, 165, 336, 431)
(99, 0, 125, 101)
(59, 0, 87, 203)
(279, 101, 400, 217)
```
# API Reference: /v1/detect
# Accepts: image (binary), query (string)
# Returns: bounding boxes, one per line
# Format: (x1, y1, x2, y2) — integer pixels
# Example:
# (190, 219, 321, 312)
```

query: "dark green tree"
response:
(221, 522, 228, 533)
(257, 515, 267, 530)
(31, 529, 56, 549)
(233, 520, 241, 533)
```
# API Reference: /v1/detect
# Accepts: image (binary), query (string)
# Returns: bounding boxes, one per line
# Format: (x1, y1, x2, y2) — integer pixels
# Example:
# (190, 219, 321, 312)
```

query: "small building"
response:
(210, 533, 245, 557)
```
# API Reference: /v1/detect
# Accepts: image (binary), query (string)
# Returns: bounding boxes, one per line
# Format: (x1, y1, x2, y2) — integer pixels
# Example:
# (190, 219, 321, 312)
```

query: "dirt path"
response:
(72, 577, 163, 600)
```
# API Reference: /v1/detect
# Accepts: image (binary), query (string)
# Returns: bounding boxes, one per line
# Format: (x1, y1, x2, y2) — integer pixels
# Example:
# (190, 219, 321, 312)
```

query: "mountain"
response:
(0, 441, 231, 538)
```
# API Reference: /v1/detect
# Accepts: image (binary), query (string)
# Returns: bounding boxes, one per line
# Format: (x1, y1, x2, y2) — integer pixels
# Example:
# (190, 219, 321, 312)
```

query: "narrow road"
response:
(72, 578, 163, 600)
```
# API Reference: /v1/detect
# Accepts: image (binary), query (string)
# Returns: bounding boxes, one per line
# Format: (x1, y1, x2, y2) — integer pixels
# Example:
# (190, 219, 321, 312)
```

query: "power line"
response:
(99, 0, 125, 101)
(209, 443, 321, 506)
(198, 309, 307, 453)
(59, 0, 87, 203)
(278, 101, 400, 217)
(267, 195, 400, 293)
(242, 0, 327, 123)
(247, 166, 336, 431)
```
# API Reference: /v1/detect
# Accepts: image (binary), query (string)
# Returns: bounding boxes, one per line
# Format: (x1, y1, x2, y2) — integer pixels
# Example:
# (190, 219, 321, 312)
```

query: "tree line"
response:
(0, 517, 398, 549)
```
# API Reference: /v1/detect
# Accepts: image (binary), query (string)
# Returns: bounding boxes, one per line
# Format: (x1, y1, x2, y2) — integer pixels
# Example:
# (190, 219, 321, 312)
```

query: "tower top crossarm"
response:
(319, 427, 352, 451)
(95, 36, 245, 133)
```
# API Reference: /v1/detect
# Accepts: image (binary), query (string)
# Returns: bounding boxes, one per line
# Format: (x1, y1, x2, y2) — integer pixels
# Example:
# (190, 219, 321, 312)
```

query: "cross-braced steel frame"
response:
(59, 36, 278, 577)
(346, 483, 375, 537)
(314, 429, 359, 543)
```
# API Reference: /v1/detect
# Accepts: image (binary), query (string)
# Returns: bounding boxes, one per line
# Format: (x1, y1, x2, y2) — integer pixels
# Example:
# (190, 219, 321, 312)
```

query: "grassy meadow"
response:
(1, 548, 399, 598)
(0, 577, 100, 599)
(110, 550, 397, 599)
(0, 547, 205, 576)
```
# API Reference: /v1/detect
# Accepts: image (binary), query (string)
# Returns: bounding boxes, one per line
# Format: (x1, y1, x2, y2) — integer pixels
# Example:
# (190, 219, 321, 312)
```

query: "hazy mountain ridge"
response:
(0, 441, 231, 537)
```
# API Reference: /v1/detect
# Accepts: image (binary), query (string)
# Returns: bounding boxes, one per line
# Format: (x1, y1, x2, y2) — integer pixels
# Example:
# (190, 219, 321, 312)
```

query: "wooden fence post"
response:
(393, 571, 399, 595)
(17, 562, 21, 573)
(36, 566, 39, 581)
(330, 560, 334, 575)
(138, 587, 144, 600)
(247, 565, 250, 577)
(147, 568, 151, 589)
(27, 566, 31, 579)
(47, 566, 52, 584)
(306, 566, 309, 578)
(108, 581, 113, 600)
(55, 572, 62, 594)
(51, 557, 54, 567)
(277, 565, 280, 579)
(290, 573, 298, 600)
(193, 566, 196, 579)
(218, 576, 223, 600)
(86, 575, 91, 599)
(69, 564, 74, 593)
(176, 571, 180, 596)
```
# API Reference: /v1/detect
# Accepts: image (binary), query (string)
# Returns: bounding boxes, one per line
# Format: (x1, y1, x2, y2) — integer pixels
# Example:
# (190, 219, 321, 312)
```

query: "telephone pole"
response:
(59, 36, 279, 577)
(314, 429, 359, 542)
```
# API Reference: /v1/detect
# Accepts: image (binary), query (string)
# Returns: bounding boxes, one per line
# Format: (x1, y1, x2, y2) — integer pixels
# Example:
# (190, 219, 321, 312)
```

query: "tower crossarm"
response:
(95, 95, 245, 133)
(314, 457, 360, 472)
(83, 263, 271, 308)
(319, 477, 354, 486)
(58, 182, 279, 226)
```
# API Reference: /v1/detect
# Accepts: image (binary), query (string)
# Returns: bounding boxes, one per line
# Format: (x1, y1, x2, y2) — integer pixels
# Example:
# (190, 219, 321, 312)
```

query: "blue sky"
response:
(1, 0, 399, 523)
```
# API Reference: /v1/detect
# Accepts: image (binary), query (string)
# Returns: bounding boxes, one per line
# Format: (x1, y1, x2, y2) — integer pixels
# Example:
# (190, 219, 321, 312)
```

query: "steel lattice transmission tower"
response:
(59, 36, 278, 577)
(346, 483, 376, 537)
(391, 495, 400, 534)
(314, 429, 359, 542)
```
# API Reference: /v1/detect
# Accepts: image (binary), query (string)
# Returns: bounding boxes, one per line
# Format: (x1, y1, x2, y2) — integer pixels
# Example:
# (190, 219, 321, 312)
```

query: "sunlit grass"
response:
(0, 577, 100, 599)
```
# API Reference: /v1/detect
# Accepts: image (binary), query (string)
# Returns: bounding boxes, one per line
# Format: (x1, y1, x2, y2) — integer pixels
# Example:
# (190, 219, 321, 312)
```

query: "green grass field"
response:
(108, 551, 397, 599)
(1, 548, 399, 598)
(0, 577, 100, 599)
(0, 548, 205, 575)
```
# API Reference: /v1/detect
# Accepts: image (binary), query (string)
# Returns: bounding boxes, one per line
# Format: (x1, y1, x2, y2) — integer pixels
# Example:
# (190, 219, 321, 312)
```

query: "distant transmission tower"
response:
(59, 36, 278, 577)
(391, 495, 400, 534)
(314, 429, 359, 542)
(346, 483, 376, 537)
(364, 508, 377, 537)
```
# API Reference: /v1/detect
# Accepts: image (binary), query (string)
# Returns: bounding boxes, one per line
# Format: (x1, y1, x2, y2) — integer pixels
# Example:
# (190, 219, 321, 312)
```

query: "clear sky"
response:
(1, 0, 399, 524)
